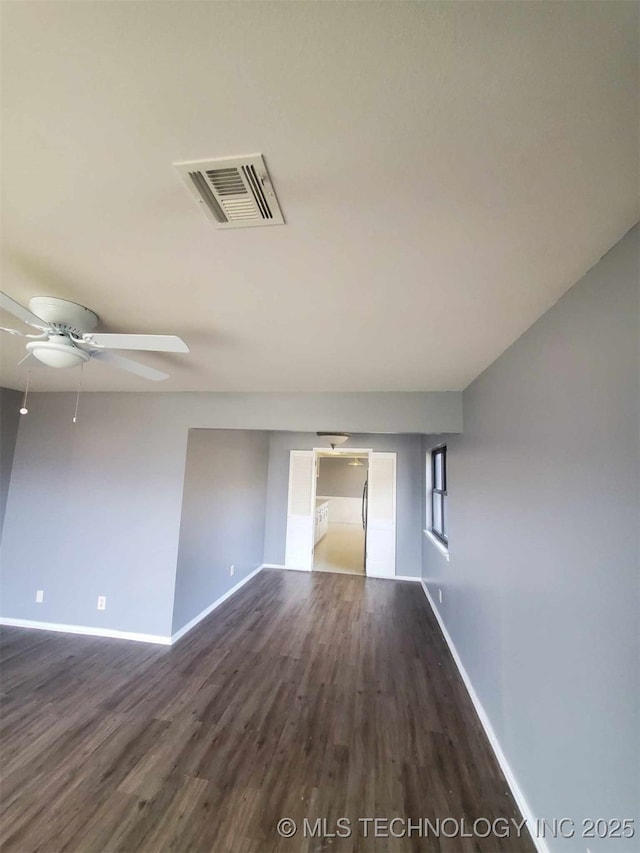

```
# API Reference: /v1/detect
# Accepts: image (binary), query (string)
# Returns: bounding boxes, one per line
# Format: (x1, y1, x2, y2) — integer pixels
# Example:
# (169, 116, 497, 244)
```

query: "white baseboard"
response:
(170, 563, 265, 644)
(419, 580, 549, 853)
(263, 563, 310, 572)
(0, 564, 268, 647)
(367, 572, 419, 582)
(0, 617, 171, 645)
(267, 565, 419, 583)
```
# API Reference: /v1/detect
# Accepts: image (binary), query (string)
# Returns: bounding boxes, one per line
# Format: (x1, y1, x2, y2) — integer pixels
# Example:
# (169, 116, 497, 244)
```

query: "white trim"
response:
(423, 528, 450, 561)
(366, 451, 397, 578)
(367, 573, 421, 582)
(419, 580, 549, 853)
(285, 449, 316, 571)
(171, 564, 265, 644)
(1, 564, 268, 647)
(264, 563, 309, 572)
(312, 447, 373, 457)
(269, 564, 420, 583)
(0, 618, 171, 645)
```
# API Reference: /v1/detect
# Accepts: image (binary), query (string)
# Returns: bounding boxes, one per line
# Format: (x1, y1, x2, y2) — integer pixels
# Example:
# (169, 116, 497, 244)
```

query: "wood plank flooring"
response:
(0, 569, 536, 852)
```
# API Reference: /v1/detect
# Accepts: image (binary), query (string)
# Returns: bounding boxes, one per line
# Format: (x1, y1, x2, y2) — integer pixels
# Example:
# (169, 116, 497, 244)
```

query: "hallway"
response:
(0, 569, 535, 852)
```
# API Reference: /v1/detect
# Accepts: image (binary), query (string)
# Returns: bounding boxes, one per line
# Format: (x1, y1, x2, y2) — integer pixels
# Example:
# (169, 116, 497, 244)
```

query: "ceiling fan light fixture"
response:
(316, 432, 350, 449)
(2, 291, 188, 382)
(26, 340, 90, 369)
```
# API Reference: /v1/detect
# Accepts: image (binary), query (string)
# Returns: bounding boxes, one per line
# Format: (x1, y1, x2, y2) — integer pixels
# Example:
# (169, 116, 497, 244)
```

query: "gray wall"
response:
(1, 391, 455, 634)
(0, 391, 463, 437)
(172, 429, 269, 634)
(264, 432, 423, 577)
(0, 387, 21, 541)
(0, 393, 189, 636)
(422, 225, 639, 851)
(317, 456, 367, 498)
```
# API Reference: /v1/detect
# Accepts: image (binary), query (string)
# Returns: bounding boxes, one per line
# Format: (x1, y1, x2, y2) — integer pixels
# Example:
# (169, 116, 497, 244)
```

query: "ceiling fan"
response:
(0, 292, 189, 381)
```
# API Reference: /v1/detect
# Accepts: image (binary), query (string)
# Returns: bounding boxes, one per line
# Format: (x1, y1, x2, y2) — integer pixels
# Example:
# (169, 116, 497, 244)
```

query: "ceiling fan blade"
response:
(85, 333, 189, 353)
(0, 292, 51, 331)
(1, 326, 49, 339)
(91, 350, 169, 381)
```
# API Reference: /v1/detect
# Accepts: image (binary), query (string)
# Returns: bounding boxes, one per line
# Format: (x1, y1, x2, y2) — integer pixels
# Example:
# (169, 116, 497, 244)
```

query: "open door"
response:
(366, 451, 396, 578)
(284, 450, 316, 571)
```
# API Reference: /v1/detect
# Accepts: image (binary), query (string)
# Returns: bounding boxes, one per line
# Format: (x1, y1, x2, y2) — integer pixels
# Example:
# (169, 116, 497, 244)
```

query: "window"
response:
(430, 446, 448, 545)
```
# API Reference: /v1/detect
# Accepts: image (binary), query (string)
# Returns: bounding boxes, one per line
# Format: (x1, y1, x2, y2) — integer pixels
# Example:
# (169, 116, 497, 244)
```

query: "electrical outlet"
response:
(438, 588, 443, 604)
(36, 590, 44, 603)
(97, 595, 107, 611)
(230, 565, 235, 577)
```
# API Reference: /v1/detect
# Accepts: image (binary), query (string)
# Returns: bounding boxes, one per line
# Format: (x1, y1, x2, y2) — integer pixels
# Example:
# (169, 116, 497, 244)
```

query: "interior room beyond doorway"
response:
(313, 451, 368, 576)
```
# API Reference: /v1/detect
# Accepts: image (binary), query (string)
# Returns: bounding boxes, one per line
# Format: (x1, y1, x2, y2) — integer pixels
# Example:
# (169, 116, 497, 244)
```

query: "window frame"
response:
(430, 445, 448, 546)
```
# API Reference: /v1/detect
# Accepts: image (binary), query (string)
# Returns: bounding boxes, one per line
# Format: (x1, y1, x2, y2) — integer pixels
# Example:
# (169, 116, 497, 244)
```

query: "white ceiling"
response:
(1, 1, 637, 392)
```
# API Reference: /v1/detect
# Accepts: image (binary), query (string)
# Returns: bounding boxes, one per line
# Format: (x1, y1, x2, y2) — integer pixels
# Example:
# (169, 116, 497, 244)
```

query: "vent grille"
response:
(175, 154, 284, 229)
(207, 169, 246, 196)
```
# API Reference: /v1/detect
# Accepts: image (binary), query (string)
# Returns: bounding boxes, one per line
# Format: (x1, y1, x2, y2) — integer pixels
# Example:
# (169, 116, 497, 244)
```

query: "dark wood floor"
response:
(0, 569, 535, 852)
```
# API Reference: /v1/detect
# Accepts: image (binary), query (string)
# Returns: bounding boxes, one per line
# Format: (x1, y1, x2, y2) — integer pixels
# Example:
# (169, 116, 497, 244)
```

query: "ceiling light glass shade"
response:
(26, 340, 90, 369)
(348, 457, 364, 466)
(318, 433, 349, 446)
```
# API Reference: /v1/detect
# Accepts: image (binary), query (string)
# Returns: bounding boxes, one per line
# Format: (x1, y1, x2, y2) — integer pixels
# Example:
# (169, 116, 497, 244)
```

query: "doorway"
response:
(313, 452, 368, 576)
(284, 448, 397, 577)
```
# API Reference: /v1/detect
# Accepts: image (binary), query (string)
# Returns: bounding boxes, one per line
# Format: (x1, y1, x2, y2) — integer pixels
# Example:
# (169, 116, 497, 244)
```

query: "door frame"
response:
(313, 448, 372, 574)
(284, 447, 398, 575)
(365, 451, 397, 578)
(313, 447, 373, 571)
(283, 450, 317, 571)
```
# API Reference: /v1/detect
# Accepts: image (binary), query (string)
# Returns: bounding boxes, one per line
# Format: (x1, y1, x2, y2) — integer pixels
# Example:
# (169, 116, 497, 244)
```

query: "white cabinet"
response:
(314, 499, 330, 544)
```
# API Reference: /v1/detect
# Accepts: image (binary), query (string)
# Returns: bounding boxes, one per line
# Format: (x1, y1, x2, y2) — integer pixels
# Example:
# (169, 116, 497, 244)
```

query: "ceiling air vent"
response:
(175, 154, 285, 229)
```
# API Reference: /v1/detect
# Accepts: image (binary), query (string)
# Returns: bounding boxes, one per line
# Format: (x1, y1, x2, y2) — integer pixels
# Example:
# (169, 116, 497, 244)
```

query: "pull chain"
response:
(19, 371, 31, 415)
(73, 363, 84, 423)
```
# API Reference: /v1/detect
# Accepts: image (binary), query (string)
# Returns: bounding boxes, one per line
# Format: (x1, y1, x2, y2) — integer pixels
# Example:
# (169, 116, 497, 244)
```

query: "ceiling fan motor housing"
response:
(28, 297, 98, 335)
